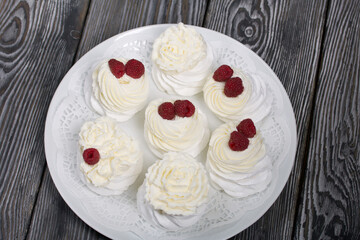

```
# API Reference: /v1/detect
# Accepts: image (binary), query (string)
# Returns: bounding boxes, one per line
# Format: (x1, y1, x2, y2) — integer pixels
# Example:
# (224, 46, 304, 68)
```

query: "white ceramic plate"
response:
(44, 24, 297, 240)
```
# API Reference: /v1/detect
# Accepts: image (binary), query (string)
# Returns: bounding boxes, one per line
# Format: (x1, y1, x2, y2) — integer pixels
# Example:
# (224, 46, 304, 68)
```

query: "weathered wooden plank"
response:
(27, 0, 208, 239)
(204, 0, 328, 239)
(75, 0, 208, 60)
(0, 0, 89, 239)
(294, 0, 360, 239)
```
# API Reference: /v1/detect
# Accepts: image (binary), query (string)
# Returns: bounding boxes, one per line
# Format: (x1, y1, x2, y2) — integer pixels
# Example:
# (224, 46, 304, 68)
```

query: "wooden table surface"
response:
(0, 0, 359, 239)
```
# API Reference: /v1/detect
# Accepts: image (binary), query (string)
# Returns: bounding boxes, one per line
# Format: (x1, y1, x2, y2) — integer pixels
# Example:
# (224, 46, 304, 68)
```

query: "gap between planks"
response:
(290, 0, 331, 239)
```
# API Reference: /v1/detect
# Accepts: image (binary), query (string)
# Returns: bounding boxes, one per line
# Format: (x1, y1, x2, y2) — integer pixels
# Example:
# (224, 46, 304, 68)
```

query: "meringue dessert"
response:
(151, 23, 213, 96)
(78, 117, 143, 195)
(144, 98, 210, 158)
(137, 152, 209, 230)
(90, 58, 149, 122)
(206, 118, 272, 198)
(203, 64, 271, 122)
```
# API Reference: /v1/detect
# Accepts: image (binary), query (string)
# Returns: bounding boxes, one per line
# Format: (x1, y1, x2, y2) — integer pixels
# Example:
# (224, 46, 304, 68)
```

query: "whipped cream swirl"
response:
(137, 152, 209, 230)
(203, 67, 271, 122)
(206, 121, 272, 198)
(144, 99, 210, 158)
(91, 58, 149, 122)
(152, 23, 213, 96)
(79, 117, 143, 195)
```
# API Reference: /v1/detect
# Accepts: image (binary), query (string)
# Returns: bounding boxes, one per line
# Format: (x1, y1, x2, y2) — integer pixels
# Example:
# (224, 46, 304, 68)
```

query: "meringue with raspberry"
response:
(151, 23, 213, 96)
(206, 119, 272, 198)
(78, 117, 143, 195)
(137, 152, 209, 230)
(90, 58, 149, 122)
(144, 98, 210, 158)
(203, 65, 271, 122)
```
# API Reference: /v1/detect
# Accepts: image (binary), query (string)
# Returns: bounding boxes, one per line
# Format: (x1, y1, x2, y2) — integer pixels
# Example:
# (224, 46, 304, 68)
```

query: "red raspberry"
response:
(224, 77, 244, 97)
(158, 102, 175, 120)
(228, 131, 249, 151)
(237, 118, 256, 138)
(108, 59, 125, 78)
(125, 59, 145, 79)
(174, 100, 195, 117)
(213, 65, 233, 82)
(83, 148, 100, 165)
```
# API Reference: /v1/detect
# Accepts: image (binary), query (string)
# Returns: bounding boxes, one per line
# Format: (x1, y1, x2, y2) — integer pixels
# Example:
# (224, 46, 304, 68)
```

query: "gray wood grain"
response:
(27, 1, 208, 239)
(0, 0, 89, 239)
(294, 0, 360, 239)
(76, 0, 208, 60)
(204, 0, 328, 239)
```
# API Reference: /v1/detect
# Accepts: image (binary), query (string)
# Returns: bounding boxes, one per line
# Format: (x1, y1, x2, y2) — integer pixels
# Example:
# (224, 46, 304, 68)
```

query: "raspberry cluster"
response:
(228, 118, 256, 151)
(108, 58, 145, 79)
(213, 65, 244, 98)
(158, 100, 195, 120)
